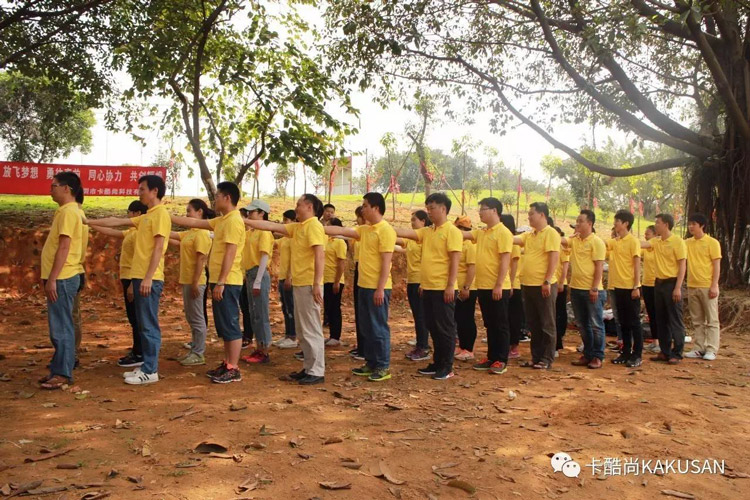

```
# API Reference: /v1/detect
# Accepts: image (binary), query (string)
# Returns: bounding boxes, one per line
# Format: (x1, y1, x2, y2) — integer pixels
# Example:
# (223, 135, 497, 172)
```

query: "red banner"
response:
(0, 162, 166, 196)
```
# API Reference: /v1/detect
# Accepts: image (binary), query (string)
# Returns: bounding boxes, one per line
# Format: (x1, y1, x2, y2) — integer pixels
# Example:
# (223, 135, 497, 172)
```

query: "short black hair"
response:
(355, 205, 363, 217)
(323, 203, 336, 211)
(283, 209, 296, 221)
(413, 210, 432, 227)
(688, 213, 708, 229)
(646, 224, 656, 233)
(363, 192, 386, 215)
(54, 171, 82, 200)
(656, 213, 674, 230)
(425, 192, 452, 213)
(529, 202, 549, 218)
(75, 189, 84, 204)
(217, 181, 240, 206)
(329, 217, 343, 227)
(127, 200, 148, 215)
(302, 193, 324, 218)
(579, 209, 596, 224)
(479, 197, 503, 216)
(500, 213, 516, 234)
(138, 174, 166, 199)
(614, 209, 634, 230)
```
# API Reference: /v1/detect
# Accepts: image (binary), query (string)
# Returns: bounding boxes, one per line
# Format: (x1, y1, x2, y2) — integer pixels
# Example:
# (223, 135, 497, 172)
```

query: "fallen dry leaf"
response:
(324, 436, 343, 445)
(194, 441, 229, 454)
(319, 481, 352, 490)
(447, 479, 477, 494)
(660, 490, 695, 499)
(23, 448, 73, 463)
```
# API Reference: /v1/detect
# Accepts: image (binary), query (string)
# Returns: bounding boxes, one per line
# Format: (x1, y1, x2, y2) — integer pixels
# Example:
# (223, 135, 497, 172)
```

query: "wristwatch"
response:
(543, 280, 550, 285)
(216, 281, 225, 286)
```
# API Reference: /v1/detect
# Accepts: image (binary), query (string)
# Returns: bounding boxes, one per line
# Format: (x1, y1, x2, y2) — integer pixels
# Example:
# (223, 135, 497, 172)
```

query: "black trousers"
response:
(642, 285, 658, 340)
(477, 289, 511, 363)
(240, 280, 254, 342)
(523, 285, 558, 366)
(324, 283, 344, 340)
(555, 285, 568, 349)
(121, 279, 142, 356)
(614, 288, 644, 357)
(422, 290, 457, 372)
(407, 283, 430, 349)
(354, 264, 362, 350)
(509, 288, 524, 345)
(455, 290, 478, 351)
(654, 278, 685, 359)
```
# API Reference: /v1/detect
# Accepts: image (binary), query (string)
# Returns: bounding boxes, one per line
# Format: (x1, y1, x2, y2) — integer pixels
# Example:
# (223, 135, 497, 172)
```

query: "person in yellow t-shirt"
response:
(552, 225, 570, 355)
(394, 193, 461, 380)
(240, 199, 275, 364)
(323, 218, 348, 346)
(39, 172, 84, 390)
(272, 209, 298, 349)
(453, 215, 478, 362)
(641, 225, 659, 351)
(609, 210, 644, 367)
(167, 199, 213, 367)
(642, 212, 687, 363)
(684, 213, 722, 360)
(245, 194, 327, 385)
(396, 209, 431, 361)
(88, 174, 171, 385)
(88, 200, 148, 368)
(328, 193, 397, 382)
(350, 206, 366, 360)
(502, 214, 526, 359)
(567, 209, 607, 369)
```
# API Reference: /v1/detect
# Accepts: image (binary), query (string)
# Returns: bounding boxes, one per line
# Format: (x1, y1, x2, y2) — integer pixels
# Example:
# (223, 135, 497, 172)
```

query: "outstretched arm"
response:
(461, 230, 475, 241)
(325, 225, 359, 239)
(394, 227, 419, 241)
(171, 215, 211, 230)
(244, 219, 288, 235)
(89, 226, 126, 239)
(87, 216, 134, 228)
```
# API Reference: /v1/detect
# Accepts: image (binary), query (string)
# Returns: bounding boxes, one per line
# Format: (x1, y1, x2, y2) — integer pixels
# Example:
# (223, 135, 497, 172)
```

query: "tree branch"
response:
(629, 0, 721, 50)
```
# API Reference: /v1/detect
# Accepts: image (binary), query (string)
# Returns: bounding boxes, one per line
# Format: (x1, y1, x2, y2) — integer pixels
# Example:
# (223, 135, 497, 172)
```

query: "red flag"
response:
(629, 197, 635, 214)
(389, 175, 400, 195)
(593, 197, 599, 209)
(638, 200, 644, 216)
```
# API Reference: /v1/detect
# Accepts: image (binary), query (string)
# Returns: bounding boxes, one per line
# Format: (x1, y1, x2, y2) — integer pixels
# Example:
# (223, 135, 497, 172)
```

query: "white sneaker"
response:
(124, 372, 159, 385)
(554, 350, 560, 358)
(455, 350, 474, 361)
(276, 337, 298, 349)
(646, 343, 661, 353)
(123, 367, 142, 378)
(182, 341, 193, 349)
(685, 350, 704, 359)
(407, 339, 417, 346)
(684, 336, 692, 343)
(702, 352, 716, 361)
(324, 338, 341, 347)
(481, 337, 488, 343)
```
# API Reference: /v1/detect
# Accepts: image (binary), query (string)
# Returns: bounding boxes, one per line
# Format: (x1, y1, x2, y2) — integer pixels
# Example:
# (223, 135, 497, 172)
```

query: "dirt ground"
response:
(1, 286, 749, 500)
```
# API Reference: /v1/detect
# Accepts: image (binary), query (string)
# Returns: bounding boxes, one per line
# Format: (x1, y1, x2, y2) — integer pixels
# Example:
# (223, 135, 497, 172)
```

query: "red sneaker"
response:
(241, 350, 270, 364)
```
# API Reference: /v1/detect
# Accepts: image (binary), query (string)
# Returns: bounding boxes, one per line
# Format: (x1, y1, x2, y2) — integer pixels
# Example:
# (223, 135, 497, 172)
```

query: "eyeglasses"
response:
(50, 183, 63, 188)
(478, 207, 492, 212)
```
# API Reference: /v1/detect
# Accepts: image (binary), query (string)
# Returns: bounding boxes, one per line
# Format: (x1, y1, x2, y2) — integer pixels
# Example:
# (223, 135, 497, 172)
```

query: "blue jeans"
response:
(570, 288, 606, 360)
(278, 279, 296, 338)
(246, 268, 271, 347)
(407, 283, 429, 349)
(132, 279, 164, 374)
(358, 288, 391, 370)
(212, 284, 242, 341)
(47, 275, 81, 380)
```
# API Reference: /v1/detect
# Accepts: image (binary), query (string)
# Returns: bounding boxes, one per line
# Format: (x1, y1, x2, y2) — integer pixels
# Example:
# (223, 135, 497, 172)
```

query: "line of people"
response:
(37, 171, 722, 389)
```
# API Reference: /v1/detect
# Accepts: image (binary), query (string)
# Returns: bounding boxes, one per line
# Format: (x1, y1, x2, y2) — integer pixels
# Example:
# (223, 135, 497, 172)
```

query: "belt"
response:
(655, 277, 677, 284)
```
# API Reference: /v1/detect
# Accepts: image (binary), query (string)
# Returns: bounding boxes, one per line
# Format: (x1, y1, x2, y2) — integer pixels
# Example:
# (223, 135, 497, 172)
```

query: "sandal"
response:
(532, 362, 550, 370)
(520, 361, 538, 368)
(40, 375, 68, 390)
(38, 374, 53, 384)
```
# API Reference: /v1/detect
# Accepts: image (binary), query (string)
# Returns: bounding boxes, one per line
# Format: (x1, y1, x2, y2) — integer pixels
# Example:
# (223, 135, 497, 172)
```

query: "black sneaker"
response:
(294, 351, 304, 360)
(241, 339, 251, 349)
(289, 369, 307, 381)
(348, 347, 358, 355)
(612, 354, 630, 365)
(117, 352, 144, 367)
(206, 361, 227, 378)
(298, 375, 325, 385)
(472, 359, 493, 371)
(432, 369, 455, 380)
(211, 367, 241, 384)
(417, 363, 437, 376)
(626, 357, 642, 368)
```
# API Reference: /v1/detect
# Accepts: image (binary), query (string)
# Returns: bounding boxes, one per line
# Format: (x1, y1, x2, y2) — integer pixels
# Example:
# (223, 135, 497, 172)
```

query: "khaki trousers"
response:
(687, 288, 720, 354)
(293, 286, 325, 377)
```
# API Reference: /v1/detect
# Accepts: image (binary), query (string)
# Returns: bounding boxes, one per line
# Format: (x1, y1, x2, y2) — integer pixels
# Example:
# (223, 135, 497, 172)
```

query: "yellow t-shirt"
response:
(178, 228, 212, 285)
(519, 225, 561, 286)
(130, 204, 172, 281)
(569, 233, 606, 290)
(76, 207, 89, 275)
(511, 246, 522, 290)
(652, 233, 687, 280)
(119, 228, 137, 280)
(405, 239, 423, 284)
(41, 202, 83, 280)
(555, 246, 571, 286)
(471, 222, 514, 290)
(642, 247, 656, 286)
(353, 240, 360, 263)
(242, 228, 274, 270)
(686, 235, 722, 288)
(415, 221, 464, 290)
(457, 240, 477, 291)
(277, 237, 292, 280)
(286, 216, 327, 287)
(609, 233, 641, 289)
(207, 210, 246, 286)
(324, 237, 347, 284)
(355, 220, 397, 289)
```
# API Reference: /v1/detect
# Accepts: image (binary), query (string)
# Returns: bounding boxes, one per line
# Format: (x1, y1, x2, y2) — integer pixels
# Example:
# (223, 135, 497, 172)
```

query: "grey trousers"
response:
(182, 284, 208, 355)
(293, 286, 325, 377)
(522, 285, 558, 366)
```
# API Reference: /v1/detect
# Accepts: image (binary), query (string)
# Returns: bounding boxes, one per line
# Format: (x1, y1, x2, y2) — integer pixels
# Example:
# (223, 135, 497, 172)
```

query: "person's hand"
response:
(191, 284, 200, 299)
(213, 284, 224, 301)
(313, 284, 323, 306)
(252, 285, 261, 297)
(418, 286, 423, 297)
(541, 283, 551, 298)
(492, 285, 503, 301)
(45, 279, 58, 303)
(140, 278, 152, 297)
(127, 283, 134, 302)
(709, 284, 719, 299)
(459, 288, 469, 301)
(333, 282, 340, 294)
(589, 289, 598, 304)
(509, 288, 514, 298)
(374, 288, 385, 306)
(284, 278, 292, 291)
(672, 287, 682, 303)
(444, 287, 456, 304)
(558, 282, 565, 294)
(631, 287, 641, 300)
